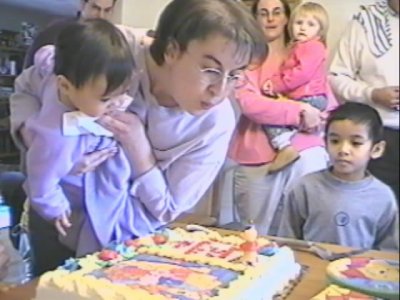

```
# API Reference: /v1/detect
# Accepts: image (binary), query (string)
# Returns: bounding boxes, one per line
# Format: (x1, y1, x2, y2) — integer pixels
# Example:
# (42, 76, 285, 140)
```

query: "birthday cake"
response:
(35, 225, 301, 300)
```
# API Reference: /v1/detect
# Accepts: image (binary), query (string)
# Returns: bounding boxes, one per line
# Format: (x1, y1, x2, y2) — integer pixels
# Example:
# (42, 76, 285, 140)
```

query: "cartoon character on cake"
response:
(334, 257, 399, 292)
(312, 284, 377, 299)
(240, 224, 259, 266)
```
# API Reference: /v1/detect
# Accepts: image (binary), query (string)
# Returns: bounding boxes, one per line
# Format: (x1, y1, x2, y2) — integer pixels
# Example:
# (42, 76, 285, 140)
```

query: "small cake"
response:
(35, 225, 301, 300)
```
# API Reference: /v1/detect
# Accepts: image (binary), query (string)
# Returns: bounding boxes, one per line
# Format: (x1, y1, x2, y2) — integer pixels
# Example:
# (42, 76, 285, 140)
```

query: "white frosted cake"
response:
(35, 225, 301, 300)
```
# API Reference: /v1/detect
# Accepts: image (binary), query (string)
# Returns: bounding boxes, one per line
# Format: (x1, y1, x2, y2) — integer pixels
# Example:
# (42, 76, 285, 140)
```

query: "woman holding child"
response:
(10, 0, 267, 276)
(217, 0, 337, 235)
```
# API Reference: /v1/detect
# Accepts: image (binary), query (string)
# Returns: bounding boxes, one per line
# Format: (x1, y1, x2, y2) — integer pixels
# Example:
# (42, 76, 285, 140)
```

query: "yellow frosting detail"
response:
(37, 227, 295, 300)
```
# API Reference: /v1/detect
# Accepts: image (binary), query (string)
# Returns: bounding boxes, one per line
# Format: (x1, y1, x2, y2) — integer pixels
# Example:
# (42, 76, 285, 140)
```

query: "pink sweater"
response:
(270, 39, 328, 100)
(229, 48, 336, 165)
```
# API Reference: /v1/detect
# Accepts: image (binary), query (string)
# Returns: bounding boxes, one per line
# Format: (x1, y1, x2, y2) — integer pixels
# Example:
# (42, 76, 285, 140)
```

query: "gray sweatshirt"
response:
(278, 169, 399, 251)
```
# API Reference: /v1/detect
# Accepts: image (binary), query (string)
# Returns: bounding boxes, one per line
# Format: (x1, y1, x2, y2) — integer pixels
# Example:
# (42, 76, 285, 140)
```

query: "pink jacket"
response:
(270, 39, 328, 100)
(229, 48, 337, 165)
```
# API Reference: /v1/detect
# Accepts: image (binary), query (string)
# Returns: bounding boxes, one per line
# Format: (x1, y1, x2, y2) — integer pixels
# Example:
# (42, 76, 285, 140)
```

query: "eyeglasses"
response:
(200, 67, 247, 89)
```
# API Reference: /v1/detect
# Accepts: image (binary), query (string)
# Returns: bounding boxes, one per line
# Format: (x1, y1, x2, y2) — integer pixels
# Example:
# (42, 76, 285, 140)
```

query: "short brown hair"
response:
(150, 0, 267, 67)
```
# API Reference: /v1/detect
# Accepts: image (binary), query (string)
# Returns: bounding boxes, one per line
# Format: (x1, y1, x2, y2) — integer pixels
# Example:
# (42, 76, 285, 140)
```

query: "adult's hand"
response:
(69, 147, 118, 175)
(299, 103, 323, 133)
(98, 111, 156, 177)
(371, 86, 399, 110)
(0, 243, 10, 281)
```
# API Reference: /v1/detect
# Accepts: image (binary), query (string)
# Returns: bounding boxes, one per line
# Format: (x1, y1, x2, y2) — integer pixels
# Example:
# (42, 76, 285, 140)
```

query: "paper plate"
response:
(326, 257, 399, 299)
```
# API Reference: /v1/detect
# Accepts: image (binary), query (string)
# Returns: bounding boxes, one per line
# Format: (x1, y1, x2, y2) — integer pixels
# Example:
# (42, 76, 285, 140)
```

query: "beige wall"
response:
(301, 0, 376, 61)
(114, 0, 171, 29)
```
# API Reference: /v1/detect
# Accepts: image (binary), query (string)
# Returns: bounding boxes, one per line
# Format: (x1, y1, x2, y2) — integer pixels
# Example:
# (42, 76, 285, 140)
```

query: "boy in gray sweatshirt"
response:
(278, 102, 399, 251)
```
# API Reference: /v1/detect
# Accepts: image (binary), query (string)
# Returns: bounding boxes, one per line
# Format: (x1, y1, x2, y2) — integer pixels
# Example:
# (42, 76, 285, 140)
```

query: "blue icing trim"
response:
(61, 258, 81, 272)
(259, 246, 279, 257)
(167, 295, 193, 300)
(209, 268, 239, 284)
(158, 276, 184, 286)
(106, 242, 136, 259)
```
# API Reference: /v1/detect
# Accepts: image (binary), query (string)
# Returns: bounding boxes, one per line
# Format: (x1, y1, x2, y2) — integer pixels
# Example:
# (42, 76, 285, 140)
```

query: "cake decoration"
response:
(35, 226, 302, 300)
(62, 258, 81, 272)
(239, 225, 259, 266)
(152, 230, 169, 245)
(98, 249, 119, 262)
(327, 257, 399, 299)
(311, 284, 382, 299)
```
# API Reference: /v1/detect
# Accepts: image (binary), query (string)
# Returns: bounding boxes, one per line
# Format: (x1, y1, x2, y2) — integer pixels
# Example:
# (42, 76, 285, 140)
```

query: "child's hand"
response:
(262, 80, 275, 96)
(55, 213, 71, 236)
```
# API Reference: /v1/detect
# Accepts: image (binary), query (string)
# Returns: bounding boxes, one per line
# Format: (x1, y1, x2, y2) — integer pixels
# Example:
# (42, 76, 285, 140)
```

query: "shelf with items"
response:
(0, 95, 18, 165)
(0, 29, 25, 166)
(0, 29, 28, 77)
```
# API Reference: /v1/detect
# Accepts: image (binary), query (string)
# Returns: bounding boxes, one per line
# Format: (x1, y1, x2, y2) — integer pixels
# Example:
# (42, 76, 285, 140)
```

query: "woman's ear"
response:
(164, 39, 180, 64)
(371, 140, 386, 159)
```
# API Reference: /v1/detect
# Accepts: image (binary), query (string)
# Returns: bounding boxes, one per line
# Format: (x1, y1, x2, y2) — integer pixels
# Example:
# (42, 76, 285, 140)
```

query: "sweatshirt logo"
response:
(335, 212, 350, 227)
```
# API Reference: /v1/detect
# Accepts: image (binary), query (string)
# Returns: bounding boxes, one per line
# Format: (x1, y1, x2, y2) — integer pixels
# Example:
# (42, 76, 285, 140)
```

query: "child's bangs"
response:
(103, 55, 135, 96)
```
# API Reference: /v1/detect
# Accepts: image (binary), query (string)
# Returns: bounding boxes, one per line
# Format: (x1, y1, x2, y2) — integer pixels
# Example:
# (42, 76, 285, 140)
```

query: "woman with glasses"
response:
(10, 0, 266, 275)
(217, 0, 336, 236)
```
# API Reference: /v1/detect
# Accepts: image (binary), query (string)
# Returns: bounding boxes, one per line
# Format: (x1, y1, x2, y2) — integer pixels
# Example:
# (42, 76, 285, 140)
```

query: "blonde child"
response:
(262, 2, 330, 173)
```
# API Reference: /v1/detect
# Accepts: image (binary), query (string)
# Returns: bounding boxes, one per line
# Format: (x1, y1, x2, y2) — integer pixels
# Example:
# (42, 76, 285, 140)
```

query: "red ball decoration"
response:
(152, 234, 168, 245)
(98, 249, 119, 261)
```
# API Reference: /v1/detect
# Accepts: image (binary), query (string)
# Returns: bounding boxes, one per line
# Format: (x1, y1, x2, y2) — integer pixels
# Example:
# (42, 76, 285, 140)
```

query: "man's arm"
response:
(329, 20, 375, 103)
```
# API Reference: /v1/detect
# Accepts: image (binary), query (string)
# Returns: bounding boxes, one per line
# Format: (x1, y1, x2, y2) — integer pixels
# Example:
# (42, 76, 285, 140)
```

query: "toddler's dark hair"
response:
(54, 19, 134, 96)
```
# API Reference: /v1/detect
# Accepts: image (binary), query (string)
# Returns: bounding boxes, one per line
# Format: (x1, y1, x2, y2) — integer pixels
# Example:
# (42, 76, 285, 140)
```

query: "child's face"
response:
(292, 14, 321, 42)
(59, 75, 130, 117)
(326, 120, 384, 181)
(162, 33, 248, 116)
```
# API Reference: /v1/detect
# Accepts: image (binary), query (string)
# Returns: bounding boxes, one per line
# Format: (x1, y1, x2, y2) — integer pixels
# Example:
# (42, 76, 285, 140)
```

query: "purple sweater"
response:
(10, 27, 236, 256)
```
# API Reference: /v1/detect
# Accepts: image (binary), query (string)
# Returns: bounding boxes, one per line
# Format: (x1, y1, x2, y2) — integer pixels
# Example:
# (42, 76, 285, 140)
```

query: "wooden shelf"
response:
(0, 152, 18, 159)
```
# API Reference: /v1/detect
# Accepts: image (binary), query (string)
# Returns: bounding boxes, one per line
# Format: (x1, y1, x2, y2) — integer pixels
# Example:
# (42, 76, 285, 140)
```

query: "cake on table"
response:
(35, 225, 302, 300)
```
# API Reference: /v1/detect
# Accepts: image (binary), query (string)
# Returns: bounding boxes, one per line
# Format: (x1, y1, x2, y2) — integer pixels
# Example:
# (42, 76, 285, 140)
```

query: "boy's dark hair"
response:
(251, 0, 292, 45)
(325, 102, 384, 144)
(54, 19, 134, 96)
(150, 0, 267, 67)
